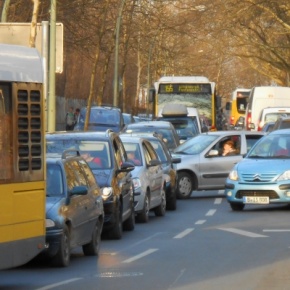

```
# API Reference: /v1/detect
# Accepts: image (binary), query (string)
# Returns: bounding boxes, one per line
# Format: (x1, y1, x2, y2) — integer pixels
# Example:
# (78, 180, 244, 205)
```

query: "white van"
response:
(245, 86, 290, 131)
(257, 107, 290, 131)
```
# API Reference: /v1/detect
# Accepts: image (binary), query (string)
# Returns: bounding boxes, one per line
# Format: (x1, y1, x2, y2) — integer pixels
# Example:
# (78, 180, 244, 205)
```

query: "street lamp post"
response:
(113, 0, 126, 107)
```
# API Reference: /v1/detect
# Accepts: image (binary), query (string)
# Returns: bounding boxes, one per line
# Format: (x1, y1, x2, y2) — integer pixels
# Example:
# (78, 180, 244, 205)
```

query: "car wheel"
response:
(154, 187, 166, 217)
(137, 192, 150, 223)
(82, 220, 102, 256)
(166, 190, 177, 211)
(108, 203, 123, 240)
(177, 172, 193, 199)
(123, 202, 135, 231)
(230, 203, 245, 211)
(51, 225, 70, 267)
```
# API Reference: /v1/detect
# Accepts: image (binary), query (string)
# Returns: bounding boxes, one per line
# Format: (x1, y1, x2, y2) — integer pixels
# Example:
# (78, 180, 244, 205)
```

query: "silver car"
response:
(120, 135, 166, 223)
(172, 131, 265, 199)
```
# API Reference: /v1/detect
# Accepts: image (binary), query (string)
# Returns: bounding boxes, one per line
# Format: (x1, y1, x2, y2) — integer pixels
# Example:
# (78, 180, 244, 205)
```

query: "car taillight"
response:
(230, 116, 234, 125)
(246, 112, 252, 130)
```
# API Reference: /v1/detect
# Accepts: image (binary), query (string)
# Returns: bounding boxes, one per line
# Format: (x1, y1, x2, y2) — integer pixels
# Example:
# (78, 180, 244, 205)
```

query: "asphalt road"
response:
(1, 190, 290, 290)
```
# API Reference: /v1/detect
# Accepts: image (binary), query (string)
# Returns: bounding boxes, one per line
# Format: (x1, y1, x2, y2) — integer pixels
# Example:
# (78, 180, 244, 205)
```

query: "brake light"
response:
(230, 116, 234, 125)
(246, 112, 252, 130)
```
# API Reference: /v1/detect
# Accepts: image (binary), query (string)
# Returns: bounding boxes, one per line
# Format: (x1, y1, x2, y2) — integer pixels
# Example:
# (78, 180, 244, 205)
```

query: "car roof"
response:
(46, 130, 116, 141)
(126, 121, 174, 128)
(268, 128, 290, 135)
(200, 130, 265, 136)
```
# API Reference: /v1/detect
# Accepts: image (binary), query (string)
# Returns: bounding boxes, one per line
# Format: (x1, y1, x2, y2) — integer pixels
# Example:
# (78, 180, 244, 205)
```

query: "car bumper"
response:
(102, 197, 119, 231)
(43, 228, 63, 257)
(225, 181, 290, 204)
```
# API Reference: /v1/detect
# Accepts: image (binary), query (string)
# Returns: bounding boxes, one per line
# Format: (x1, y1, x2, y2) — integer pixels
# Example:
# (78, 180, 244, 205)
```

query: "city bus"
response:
(225, 88, 251, 129)
(0, 44, 46, 269)
(150, 76, 218, 130)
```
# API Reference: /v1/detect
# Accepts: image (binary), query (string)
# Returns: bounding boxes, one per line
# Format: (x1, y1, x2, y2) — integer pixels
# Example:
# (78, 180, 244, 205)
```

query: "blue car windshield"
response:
(174, 134, 218, 155)
(247, 134, 290, 158)
(46, 164, 64, 196)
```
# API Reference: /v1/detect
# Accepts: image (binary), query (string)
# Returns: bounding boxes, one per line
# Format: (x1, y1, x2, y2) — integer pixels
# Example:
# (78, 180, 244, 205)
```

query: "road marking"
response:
(122, 249, 158, 263)
(206, 209, 216, 216)
(214, 198, 223, 204)
(36, 278, 82, 290)
(195, 220, 206, 225)
(218, 228, 268, 238)
(263, 229, 290, 232)
(174, 228, 194, 239)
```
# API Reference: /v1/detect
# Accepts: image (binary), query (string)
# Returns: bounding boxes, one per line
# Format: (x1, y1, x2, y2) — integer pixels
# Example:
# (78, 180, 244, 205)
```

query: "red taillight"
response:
(230, 116, 234, 125)
(246, 112, 252, 130)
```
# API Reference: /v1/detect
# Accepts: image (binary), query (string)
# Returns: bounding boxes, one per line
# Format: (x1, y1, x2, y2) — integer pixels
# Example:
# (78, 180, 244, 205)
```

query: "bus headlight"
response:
(228, 170, 239, 181)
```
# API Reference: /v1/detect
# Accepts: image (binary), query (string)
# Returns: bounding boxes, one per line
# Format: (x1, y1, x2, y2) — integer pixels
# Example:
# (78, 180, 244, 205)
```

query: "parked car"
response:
(46, 130, 135, 239)
(43, 150, 104, 267)
(225, 129, 290, 211)
(121, 132, 181, 210)
(271, 116, 290, 132)
(74, 105, 125, 133)
(172, 131, 265, 199)
(120, 135, 167, 223)
(123, 121, 180, 151)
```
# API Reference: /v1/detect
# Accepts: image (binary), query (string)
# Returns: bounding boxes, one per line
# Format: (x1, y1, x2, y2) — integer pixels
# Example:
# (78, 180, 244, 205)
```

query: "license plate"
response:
(243, 196, 269, 204)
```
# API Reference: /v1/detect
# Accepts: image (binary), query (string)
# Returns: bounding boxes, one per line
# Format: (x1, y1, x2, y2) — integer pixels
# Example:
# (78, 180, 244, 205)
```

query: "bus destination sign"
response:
(159, 83, 212, 94)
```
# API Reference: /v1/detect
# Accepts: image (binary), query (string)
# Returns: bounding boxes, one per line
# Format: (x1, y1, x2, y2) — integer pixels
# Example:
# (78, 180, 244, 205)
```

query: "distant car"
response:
(172, 131, 265, 199)
(120, 135, 167, 223)
(261, 122, 275, 133)
(44, 150, 104, 267)
(271, 116, 290, 132)
(74, 105, 125, 133)
(225, 129, 290, 211)
(123, 121, 180, 151)
(122, 132, 181, 210)
(46, 130, 135, 240)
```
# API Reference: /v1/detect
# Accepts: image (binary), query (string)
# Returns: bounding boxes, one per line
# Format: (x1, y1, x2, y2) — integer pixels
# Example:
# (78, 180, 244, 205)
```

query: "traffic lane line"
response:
(36, 278, 82, 290)
(122, 249, 158, 263)
(218, 227, 268, 238)
(173, 228, 194, 239)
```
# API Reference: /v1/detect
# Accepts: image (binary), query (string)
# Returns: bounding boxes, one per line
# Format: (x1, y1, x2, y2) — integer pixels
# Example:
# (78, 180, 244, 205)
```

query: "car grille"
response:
(236, 190, 279, 199)
(241, 173, 277, 182)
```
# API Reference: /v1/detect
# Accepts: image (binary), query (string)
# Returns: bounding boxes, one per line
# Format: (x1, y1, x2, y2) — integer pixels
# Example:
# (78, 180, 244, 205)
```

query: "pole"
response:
(48, 0, 56, 132)
(113, 0, 126, 107)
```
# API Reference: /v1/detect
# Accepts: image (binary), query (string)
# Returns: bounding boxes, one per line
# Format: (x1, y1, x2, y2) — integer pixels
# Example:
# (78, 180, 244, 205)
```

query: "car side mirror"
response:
(148, 159, 161, 167)
(207, 149, 219, 157)
(116, 161, 135, 175)
(171, 157, 181, 164)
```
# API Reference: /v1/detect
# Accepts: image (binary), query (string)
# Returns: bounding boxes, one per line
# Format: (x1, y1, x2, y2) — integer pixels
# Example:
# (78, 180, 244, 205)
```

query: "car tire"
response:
(137, 192, 150, 223)
(108, 203, 123, 240)
(166, 190, 177, 211)
(82, 220, 102, 256)
(154, 187, 166, 217)
(123, 203, 135, 231)
(177, 172, 193, 199)
(230, 203, 245, 211)
(51, 225, 70, 267)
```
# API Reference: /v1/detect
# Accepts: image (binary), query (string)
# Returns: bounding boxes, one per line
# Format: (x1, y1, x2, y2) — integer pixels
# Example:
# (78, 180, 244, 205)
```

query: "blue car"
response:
(225, 129, 290, 211)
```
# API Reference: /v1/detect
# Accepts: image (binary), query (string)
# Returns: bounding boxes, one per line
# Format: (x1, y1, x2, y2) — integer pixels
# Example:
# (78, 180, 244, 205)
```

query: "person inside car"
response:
(222, 140, 237, 156)
(127, 151, 141, 166)
(81, 152, 102, 167)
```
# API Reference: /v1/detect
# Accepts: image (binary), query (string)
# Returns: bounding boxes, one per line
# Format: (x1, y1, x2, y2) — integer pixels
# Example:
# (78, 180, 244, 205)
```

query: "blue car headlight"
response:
(228, 170, 239, 181)
(277, 170, 290, 181)
(102, 187, 113, 200)
(46, 219, 55, 228)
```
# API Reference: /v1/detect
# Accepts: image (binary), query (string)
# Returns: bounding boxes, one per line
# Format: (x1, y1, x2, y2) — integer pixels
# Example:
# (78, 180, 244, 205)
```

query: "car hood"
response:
(46, 196, 63, 214)
(91, 169, 112, 187)
(236, 158, 290, 173)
